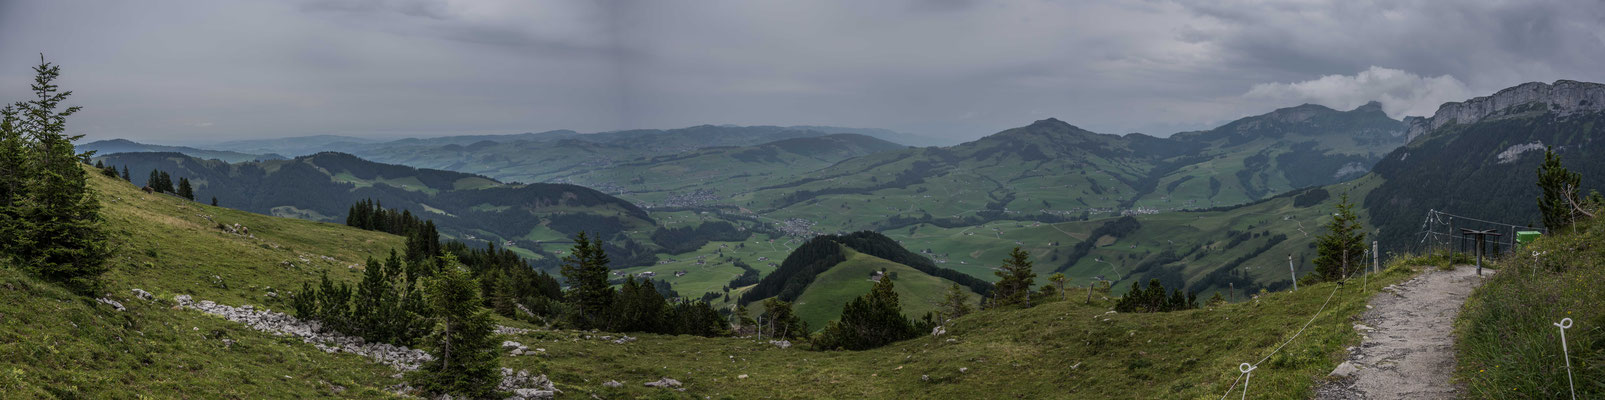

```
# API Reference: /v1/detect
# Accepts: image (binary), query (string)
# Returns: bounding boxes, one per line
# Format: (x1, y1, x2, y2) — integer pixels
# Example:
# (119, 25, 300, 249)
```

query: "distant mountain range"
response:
(81, 139, 285, 163)
(82, 80, 1605, 298)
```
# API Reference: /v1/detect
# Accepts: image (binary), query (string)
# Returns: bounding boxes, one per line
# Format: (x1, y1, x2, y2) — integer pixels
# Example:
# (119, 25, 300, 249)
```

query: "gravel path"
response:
(1315, 266, 1489, 399)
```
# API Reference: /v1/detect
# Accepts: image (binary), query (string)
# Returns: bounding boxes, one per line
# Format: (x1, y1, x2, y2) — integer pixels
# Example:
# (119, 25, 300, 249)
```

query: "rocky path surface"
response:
(1316, 266, 1489, 399)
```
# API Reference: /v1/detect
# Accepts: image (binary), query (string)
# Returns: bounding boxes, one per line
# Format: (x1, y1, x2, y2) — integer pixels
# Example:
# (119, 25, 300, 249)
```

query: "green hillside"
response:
(96, 151, 657, 267)
(0, 164, 405, 397)
(789, 248, 978, 331)
(347, 126, 904, 186)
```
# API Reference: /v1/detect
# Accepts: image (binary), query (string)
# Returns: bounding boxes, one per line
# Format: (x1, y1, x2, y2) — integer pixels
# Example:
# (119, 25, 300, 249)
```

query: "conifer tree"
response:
(354, 256, 398, 342)
(611, 276, 666, 332)
(992, 247, 1037, 307)
(759, 298, 807, 339)
(157, 171, 173, 193)
(120, 165, 129, 181)
(488, 271, 518, 317)
(814, 276, 923, 350)
(211, 196, 217, 206)
(413, 255, 501, 398)
(560, 232, 614, 329)
(0, 104, 30, 257)
(1537, 147, 1584, 231)
(13, 57, 109, 293)
(937, 283, 972, 321)
(176, 177, 194, 200)
(146, 169, 159, 190)
(1314, 193, 1366, 282)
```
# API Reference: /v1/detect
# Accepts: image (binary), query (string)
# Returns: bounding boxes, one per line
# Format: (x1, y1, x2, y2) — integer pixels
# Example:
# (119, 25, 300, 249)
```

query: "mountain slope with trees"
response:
(95, 151, 659, 266)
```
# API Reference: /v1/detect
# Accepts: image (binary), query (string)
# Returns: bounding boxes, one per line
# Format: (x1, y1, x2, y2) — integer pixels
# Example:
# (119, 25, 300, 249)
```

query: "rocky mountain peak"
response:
(1405, 80, 1605, 141)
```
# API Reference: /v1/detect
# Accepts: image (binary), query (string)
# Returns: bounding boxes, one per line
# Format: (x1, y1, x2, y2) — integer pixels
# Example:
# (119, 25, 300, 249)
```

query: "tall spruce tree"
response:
(1537, 147, 1584, 231)
(120, 165, 129, 181)
(611, 275, 666, 332)
(13, 57, 109, 293)
(353, 256, 399, 343)
(1314, 193, 1366, 282)
(176, 177, 194, 200)
(413, 255, 501, 398)
(992, 247, 1037, 307)
(157, 171, 173, 193)
(0, 104, 29, 258)
(560, 232, 614, 329)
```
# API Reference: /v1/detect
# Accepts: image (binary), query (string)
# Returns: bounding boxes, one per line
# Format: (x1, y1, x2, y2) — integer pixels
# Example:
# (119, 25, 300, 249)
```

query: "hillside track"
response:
(1316, 266, 1489, 399)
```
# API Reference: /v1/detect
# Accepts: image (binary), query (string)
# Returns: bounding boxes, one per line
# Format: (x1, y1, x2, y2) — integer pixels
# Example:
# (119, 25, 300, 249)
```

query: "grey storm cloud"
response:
(0, 0, 1601, 144)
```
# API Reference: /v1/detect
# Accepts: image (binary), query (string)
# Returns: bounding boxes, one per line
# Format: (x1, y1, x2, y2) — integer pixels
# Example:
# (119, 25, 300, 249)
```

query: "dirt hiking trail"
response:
(1316, 265, 1490, 399)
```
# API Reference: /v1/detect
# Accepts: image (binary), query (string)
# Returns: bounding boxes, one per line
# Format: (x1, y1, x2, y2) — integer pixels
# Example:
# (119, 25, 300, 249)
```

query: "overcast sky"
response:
(2, 0, 1602, 144)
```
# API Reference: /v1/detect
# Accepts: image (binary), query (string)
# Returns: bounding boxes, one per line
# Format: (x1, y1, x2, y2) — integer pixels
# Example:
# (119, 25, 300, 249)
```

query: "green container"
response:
(1516, 231, 1542, 246)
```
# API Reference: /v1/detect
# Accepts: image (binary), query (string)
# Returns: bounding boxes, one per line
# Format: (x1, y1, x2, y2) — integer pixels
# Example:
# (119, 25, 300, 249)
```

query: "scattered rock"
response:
(737, 374, 749, 379)
(959, 367, 968, 373)
(131, 288, 154, 301)
(612, 335, 636, 344)
(174, 294, 432, 370)
(603, 380, 623, 388)
(769, 340, 792, 349)
(643, 377, 682, 388)
(1353, 324, 1374, 332)
(921, 375, 930, 382)
(97, 297, 126, 311)
(931, 325, 946, 336)
(221, 338, 236, 349)
(495, 325, 533, 335)
(499, 368, 559, 399)
(1329, 361, 1360, 378)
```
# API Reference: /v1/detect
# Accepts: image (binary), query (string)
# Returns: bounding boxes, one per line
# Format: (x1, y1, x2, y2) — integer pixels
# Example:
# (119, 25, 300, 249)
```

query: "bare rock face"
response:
(1405, 80, 1605, 141)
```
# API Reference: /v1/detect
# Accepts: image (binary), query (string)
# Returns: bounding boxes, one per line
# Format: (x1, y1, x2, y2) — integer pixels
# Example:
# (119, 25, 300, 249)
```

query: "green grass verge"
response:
(1456, 214, 1605, 398)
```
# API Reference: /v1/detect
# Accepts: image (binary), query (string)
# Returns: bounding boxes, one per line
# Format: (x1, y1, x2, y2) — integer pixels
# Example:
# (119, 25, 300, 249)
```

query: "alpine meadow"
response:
(4, 1, 1605, 399)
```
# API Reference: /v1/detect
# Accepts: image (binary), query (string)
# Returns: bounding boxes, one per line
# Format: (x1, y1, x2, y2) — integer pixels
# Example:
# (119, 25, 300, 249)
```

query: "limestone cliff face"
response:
(1405, 80, 1605, 142)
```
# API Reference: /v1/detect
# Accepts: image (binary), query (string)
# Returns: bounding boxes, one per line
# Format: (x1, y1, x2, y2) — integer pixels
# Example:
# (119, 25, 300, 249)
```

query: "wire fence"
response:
(1217, 265, 1357, 399)
(1415, 209, 1544, 257)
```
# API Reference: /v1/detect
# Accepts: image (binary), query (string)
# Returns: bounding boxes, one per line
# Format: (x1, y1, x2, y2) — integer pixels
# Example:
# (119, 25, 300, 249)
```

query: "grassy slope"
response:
(789, 249, 978, 331)
(505, 266, 1415, 399)
(0, 166, 406, 397)
(1455, 212, 1605, 397)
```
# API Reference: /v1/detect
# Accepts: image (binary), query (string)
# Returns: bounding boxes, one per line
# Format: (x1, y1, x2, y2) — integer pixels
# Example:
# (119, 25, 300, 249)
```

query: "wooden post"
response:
(1372, 241, 1379, 274)
(1086, 282, 1093, 304)
(1229, 282, 1235, 302)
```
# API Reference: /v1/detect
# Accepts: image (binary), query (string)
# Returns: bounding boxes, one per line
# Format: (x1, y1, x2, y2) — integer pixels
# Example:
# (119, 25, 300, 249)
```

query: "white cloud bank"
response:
(1244, 66, 1475, 118)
